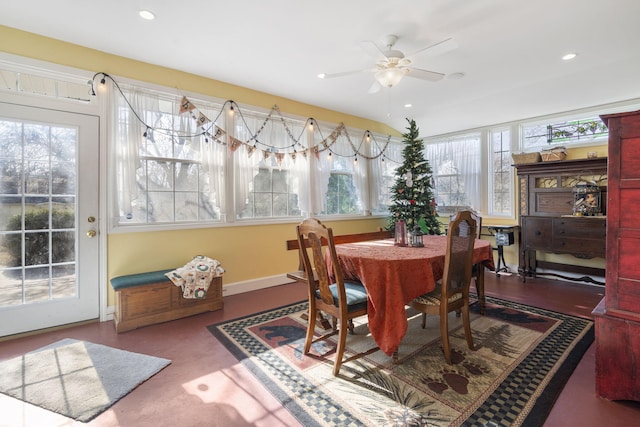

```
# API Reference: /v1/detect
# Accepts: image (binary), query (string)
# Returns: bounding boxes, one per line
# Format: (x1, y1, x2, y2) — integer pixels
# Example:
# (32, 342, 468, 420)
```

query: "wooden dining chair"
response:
(410, 210, 477, 364)
(450, 210, 485, 312)
(296, 218, 369, 376)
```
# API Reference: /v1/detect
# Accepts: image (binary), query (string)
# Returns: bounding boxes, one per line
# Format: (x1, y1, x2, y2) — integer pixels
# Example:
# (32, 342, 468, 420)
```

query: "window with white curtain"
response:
(108, 80, 395, 229)
(424, 133, 481, 216)
(369, 135, 403, 215)
(110, 84, 225, 226)
(233, 108, 306, 220)
(316, 128, 365, 216)
(489, 128, 512, 216)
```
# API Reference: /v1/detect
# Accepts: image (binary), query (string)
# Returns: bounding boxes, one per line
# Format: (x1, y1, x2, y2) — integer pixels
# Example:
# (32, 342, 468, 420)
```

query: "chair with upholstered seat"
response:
(450, 210, 485, 312)
(410, 210, 477, 364)
(296, 218, 369, 376)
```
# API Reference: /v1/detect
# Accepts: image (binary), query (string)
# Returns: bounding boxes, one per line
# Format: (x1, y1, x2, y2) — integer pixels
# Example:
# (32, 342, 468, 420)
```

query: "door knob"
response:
(87, 229, 97, 238)
(88, 216, 96, 223)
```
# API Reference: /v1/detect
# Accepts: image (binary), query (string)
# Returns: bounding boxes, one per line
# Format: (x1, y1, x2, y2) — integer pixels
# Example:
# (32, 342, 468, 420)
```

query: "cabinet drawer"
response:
(553, 218, 606, 239)
(553, 236, 606, 258)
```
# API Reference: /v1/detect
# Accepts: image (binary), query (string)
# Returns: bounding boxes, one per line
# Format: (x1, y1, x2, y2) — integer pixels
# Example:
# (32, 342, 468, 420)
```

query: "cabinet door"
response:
(606, 112, 640, 314)
(523, 217, 552, 250)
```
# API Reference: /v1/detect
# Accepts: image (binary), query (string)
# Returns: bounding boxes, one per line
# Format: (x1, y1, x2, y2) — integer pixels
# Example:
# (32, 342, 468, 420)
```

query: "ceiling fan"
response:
(318, 34, 455, 92)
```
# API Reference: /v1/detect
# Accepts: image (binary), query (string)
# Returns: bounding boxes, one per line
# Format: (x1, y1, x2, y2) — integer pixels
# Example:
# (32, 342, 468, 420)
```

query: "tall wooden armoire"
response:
(593, 109, 640, 401)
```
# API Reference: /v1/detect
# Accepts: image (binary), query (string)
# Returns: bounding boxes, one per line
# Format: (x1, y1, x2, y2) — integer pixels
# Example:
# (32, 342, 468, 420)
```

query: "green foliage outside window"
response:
(2, 209, 75, 267)
(325, 173, 358, 215)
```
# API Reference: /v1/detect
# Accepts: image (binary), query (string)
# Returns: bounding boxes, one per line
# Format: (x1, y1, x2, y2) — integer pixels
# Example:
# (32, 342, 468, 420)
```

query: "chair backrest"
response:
(449, 211, 482, 238)
(442, 211, 477, 300)
(296, 218, 344, 307)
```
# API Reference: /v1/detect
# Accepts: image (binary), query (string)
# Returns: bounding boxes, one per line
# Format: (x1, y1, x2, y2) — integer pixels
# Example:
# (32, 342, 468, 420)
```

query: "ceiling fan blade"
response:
(367, 80, 381, 94)
(405, 67, 446, 82)
(407, 37, 457, 58)
(359, 39, 386, 58)
(318, 68, 373, 79)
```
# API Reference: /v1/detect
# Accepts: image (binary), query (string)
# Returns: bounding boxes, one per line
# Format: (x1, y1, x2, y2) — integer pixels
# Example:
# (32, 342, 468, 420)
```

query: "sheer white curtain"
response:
(424, 134, 481, 212)
(369, 136, 403, 213)
(348, 130, 369, 214)
(110, 85, 225, 224)
(234, 112, 262, 216)
(233, 109, 308, 218)
(110, 83, 145, 222)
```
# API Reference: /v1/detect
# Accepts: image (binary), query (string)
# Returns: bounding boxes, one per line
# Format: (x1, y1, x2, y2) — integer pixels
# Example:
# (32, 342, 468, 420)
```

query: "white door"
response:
(0, 102, 99, 336)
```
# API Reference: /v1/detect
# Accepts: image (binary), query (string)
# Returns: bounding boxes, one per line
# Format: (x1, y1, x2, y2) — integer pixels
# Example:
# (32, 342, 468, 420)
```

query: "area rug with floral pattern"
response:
(207, 296, 593, 427)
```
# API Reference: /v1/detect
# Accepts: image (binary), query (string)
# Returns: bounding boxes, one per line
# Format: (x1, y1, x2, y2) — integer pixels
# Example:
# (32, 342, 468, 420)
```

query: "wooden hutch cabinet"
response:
(593, 109, 640, 401)
(515, 158, 607, 282)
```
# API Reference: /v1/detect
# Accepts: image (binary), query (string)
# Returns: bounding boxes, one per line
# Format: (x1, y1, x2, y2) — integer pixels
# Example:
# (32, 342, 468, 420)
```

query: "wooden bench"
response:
(286, 228, 392, 329)
(111, 269, 223, 333)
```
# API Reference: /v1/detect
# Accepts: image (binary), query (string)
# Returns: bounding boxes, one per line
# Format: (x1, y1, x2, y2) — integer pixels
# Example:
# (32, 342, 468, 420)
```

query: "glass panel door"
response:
(0, 103, 99, 336)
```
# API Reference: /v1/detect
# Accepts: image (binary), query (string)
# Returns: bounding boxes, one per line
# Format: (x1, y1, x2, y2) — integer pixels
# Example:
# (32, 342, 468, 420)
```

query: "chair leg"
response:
(304, 307, 317, 354)
(421, 312, 427, 328)
(348, 319, 355, 334)
(462, 304, 475, 351)
(333, 317, 349, 376)
(475, 265, 486, 315)
(440, 313, 452, 364)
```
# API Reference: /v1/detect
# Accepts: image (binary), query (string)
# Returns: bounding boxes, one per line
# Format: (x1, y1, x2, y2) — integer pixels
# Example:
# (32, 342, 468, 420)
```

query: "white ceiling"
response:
(3, 0, 640, 136)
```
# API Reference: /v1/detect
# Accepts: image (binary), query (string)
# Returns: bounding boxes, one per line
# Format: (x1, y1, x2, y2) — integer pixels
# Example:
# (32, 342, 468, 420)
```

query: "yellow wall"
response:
(0, 25, 395, 305)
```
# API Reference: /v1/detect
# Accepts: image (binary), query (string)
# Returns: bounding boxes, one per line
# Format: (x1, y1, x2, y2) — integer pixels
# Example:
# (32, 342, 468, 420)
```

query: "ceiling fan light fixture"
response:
(375, 67, 408, 88)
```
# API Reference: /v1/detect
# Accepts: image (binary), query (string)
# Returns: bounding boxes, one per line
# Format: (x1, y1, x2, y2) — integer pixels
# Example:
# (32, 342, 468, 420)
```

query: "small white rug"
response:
(0, 338, 171, 422)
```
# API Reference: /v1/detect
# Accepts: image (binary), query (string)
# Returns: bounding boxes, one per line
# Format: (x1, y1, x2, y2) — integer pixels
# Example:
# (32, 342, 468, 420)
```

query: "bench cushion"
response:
(110, 269, 173, 291)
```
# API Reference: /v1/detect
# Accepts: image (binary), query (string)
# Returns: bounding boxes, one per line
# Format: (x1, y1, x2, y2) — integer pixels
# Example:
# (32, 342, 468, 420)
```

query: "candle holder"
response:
(409, 225, 424, 247)
(394, 220, 407, 246)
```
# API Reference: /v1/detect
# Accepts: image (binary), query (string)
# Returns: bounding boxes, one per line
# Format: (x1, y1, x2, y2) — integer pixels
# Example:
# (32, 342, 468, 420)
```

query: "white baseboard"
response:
(222, 274, 293, 296)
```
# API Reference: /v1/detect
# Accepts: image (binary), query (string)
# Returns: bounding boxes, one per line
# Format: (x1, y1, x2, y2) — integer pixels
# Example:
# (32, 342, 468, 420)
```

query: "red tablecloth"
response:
(326, 236, 494, 356)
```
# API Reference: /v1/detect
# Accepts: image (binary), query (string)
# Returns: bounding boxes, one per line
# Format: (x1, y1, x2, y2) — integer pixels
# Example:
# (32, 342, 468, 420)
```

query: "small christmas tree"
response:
(388, 119, 442, 235)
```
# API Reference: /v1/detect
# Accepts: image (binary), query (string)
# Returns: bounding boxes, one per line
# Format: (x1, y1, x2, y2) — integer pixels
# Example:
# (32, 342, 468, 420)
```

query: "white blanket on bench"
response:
(165, 255, 224, 299)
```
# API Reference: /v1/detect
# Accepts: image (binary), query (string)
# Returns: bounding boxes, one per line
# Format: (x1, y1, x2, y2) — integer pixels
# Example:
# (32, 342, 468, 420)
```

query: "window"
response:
(364, 134, 400, 215)
(489, 128, 512, 216)
(233, 108, 306, 220)
(111, 85, 225, 226)
(521, 115, 608, 152)
(0, 68, 93, 103)
(424, 134, 481, 216)
(315, 127, 365, 216)
(107, 79, 397, 229)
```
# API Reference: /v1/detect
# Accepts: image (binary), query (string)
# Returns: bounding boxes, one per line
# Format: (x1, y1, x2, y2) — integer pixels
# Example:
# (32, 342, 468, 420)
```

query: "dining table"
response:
(326, 236, 494, 357)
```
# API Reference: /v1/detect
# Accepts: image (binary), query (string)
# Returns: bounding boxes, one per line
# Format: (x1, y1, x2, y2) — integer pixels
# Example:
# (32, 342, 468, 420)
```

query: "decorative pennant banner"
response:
(263, 150, 272, 161)
(179, 96, 196, 114)
(290, 151, 297, 162)
(229, 136, 243, 152)
(196, 112, 210, 127)
(246, 145, 257, 158)
(274, 152, 285, 166)
(213, 125, 226, 138)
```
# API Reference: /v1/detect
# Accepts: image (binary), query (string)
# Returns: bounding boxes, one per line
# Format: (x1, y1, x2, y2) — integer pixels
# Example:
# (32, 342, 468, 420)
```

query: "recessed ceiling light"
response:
(317, 73, 326, 79)
(562, 53, 577, 61)
(139, 10, 155, 20)
(404, 103, 412, 108)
